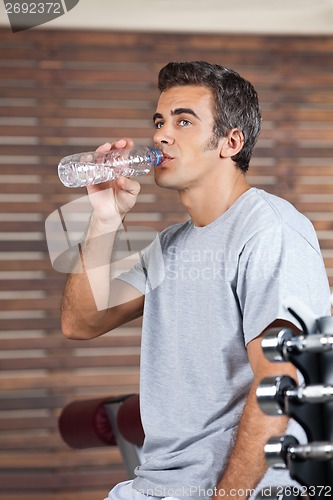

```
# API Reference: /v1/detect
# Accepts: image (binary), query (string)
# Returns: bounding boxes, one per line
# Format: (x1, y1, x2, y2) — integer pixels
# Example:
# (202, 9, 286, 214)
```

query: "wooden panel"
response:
(0, 26, 333, 500)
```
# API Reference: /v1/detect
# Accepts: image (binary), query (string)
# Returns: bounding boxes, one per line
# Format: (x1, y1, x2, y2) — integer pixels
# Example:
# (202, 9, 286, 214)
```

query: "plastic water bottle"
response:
(58, 145, 164, 188)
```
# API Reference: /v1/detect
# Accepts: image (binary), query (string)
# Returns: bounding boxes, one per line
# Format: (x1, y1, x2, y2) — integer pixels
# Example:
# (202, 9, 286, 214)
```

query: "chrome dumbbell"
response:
(261, 328, 296, 362)
(261, 328, 333, 363)
(256, 375, 296, 416)
(257, 375, 333, 416)
(265, 435, 299, 469)
(265, 435, 333, 469)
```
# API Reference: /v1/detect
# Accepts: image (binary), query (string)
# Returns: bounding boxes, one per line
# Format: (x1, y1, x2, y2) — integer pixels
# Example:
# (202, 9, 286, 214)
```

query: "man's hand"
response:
(87, 138, 141, 224)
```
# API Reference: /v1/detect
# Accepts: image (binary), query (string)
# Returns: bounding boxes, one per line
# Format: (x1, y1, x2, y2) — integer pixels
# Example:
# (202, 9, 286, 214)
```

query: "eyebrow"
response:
(153, 107, 200, 122)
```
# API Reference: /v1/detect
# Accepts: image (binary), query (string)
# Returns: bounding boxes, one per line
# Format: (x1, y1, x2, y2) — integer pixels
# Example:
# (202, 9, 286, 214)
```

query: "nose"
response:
(153, 126, 175, 147)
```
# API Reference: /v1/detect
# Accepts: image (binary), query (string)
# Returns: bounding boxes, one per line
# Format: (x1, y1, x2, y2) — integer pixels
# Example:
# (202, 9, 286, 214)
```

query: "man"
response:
(61, 62, 331, 500)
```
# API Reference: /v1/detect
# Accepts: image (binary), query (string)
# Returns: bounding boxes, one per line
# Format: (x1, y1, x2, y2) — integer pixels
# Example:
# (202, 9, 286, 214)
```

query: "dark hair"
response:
(158, 61, 261, 172)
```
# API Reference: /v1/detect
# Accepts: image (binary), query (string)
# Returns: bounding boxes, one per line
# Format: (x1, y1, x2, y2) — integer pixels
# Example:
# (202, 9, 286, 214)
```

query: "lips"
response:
(161, 153, 174, 165)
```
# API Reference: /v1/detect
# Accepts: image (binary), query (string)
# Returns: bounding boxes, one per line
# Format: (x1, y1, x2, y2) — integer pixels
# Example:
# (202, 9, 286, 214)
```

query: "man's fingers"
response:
(95, 142, 112, 153)
(95, 138, 134, 154)
(111, 139, 127, 149)
(116, 177, 141, 196)
(111, 138, 135, 150)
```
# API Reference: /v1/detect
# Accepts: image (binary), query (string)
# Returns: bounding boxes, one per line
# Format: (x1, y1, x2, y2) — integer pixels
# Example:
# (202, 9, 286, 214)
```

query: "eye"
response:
(154, 121, 164, 129)
(179, 119, 191, 127)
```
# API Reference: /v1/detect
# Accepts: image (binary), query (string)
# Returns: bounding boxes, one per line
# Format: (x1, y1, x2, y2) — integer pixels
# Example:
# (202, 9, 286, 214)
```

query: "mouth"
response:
(160, 153, 174, 166)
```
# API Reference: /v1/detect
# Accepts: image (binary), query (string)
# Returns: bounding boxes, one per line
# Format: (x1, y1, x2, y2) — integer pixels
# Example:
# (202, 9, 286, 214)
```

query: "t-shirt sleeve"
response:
(237, 224, 331, 346)
(116, 234, 165, 295)
(115, 257, 147, 295)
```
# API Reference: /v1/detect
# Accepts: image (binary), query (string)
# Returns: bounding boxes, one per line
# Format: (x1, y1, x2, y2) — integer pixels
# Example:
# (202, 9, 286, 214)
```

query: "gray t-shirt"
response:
(117, 188, 331, 499)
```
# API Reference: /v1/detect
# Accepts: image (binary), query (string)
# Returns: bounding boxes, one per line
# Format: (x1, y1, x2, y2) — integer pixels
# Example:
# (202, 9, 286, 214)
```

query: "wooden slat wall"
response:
(0, 28, 333, 500)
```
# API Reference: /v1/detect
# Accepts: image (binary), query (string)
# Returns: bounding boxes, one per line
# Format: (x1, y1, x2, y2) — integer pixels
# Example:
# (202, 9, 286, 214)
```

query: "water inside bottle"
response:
(58, 146, 162, 188)
(58, 160, 150, 188)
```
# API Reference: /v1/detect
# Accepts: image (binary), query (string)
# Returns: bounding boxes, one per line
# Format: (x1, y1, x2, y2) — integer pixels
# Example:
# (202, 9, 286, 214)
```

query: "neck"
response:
(179, 171, 251, 227)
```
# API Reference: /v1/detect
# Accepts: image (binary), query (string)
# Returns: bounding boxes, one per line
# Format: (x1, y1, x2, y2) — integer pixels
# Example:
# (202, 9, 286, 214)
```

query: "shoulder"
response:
(240, 189, 320, 251)
(243, 188, 307, 226)
(253, 189, 307, 224)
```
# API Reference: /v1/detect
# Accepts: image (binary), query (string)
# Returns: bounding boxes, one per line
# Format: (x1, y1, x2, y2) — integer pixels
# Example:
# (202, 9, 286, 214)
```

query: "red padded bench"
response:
(59, 394, 145, 477)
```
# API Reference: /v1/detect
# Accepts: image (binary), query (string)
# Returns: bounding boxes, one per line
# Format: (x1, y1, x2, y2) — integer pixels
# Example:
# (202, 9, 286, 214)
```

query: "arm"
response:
(213, 320, 299, 500)
(61, 139, 144, 340)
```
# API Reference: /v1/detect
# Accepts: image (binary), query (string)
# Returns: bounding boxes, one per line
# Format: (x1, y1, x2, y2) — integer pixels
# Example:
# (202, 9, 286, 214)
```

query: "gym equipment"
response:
(256, 298, 333, 499)
(59, 394, 145, 477)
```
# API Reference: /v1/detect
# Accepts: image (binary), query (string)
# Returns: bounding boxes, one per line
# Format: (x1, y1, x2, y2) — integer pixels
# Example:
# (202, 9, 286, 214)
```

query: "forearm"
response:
(60, 142, 143, 339)
(61, 212, 124, 339)
(214, 381, 288, 499)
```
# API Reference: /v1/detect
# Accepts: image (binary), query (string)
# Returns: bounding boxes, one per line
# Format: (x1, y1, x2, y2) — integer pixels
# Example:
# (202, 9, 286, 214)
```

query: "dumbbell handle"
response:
(261, 328, 333, 362)
(265, 436, 333, 468)
(287, 384, 333, 403)
(288, 333, 333, 353)
(288, 441, 333, 461)
(257, 376, 333, 416)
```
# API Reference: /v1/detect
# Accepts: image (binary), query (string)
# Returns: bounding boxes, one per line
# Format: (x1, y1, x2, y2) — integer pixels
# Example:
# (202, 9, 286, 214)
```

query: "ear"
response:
(220, 128, 244, 159)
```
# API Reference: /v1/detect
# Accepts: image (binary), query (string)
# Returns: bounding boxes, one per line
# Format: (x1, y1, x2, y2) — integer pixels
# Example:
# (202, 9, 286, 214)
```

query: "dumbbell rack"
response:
(256, 315, 333, 499)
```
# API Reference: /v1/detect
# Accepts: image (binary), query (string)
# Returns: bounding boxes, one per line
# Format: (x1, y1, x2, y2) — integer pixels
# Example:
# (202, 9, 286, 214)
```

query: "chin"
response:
(154, 170, 169, 186)
(155, 177, 176, 189)
(154, 169, 184, 191)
